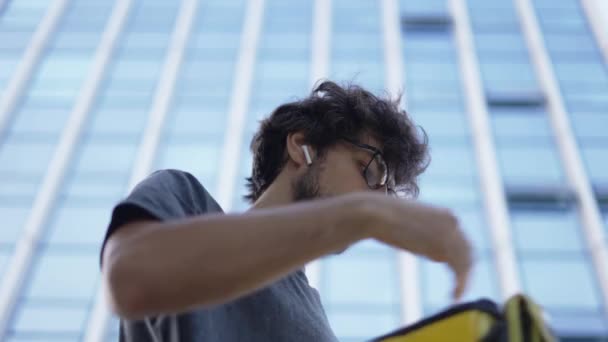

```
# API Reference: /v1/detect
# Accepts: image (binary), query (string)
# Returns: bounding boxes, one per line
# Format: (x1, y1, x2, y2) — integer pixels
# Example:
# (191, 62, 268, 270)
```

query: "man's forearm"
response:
(104, 193, 371, 320)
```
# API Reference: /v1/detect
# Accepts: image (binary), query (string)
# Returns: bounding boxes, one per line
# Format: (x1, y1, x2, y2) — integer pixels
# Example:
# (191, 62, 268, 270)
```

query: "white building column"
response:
(84, 0, 199, 340)
(216, 0, 266, 212)
(305, 0, 332, 290)
(0, 0, 69, 136)
(514, 0, 608, 318)
(0, 0, 132, 337)
(380, 0, 422, 325)
(580, 0, 608, 65)
(449, 0, 522, 300)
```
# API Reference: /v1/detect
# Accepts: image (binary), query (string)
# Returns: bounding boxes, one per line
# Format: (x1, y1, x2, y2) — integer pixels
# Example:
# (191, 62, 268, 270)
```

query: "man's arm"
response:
(102, 193, 370, 320)
(103, 191, 472, 321)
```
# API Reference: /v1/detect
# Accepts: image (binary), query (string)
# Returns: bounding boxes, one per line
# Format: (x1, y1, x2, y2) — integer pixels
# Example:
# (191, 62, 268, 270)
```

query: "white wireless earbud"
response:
(302, 145, 312, 165)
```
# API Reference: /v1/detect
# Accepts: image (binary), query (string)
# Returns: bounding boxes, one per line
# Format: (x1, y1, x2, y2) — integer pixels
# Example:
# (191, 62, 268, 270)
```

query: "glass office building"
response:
(0, 0, 607, 340)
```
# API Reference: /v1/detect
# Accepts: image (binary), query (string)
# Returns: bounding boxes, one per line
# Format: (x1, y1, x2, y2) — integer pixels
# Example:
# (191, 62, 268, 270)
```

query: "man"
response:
(100, 81, 473, 341)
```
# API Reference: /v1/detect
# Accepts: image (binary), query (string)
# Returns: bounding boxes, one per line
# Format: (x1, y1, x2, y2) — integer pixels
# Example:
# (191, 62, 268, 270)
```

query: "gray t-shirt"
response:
(100, 169, 338, 342)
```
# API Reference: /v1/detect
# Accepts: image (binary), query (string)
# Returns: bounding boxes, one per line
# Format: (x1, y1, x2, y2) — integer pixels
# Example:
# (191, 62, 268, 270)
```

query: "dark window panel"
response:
(486, 91, 545, 108)
(400, 14, 452, 32)
(593, 185, 608, 207)
(505, 184, 577, 210)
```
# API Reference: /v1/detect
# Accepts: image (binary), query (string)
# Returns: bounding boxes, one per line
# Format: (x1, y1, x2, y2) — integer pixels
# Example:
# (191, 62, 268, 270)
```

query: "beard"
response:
(291, 161, 347, 255)
(291, 161, 323, 202)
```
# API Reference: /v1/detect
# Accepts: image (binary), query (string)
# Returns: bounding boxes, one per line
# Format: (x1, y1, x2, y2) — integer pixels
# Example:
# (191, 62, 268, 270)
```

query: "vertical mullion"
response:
(305, 0, 332, 290)
(449, 0, 522, 300)
(126, 0, 200, 187)
(514, 0, 608, 317)
(83, 0, 200, 340)
(216, 0, 266, 212)
(0, 0, 132, 337)
(380, 0, 421, 325)
(0, 0, 70, 137)
(310, 0, 331, 86)
(580, 0, 608, 65)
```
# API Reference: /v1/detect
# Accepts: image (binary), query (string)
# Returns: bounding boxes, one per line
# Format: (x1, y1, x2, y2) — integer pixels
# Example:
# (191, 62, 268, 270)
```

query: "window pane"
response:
(33, 56, 91, 80)
(491, 109, 553, 139)
(422, 144, 477, 179)
(418, 177, 480, 206)
(0, 177, 39, 200)
(0, 206, 30, 244)
(5, 336, 79, 342)
(496, 145, 564, 186)
(87, 109, 147, 137)
(475, 32, 527, 53)
(413, 112, 469, 138)
(520, 258, 601, 310)
(405, 62, 460, 83)
(256, 61, 309, 80)
(452, 208, 491, 251)
(44, 205, 110, 246)
(571, 112, 608, 139)
(400, 0, 447, 14)
(24, 253, 99, 300)
(0, 252, 10, 279)
(327, 310, 399, 341)
(155, 142, 221, 182)
(61, 175, 126, 201)
(11, 304, 88, 333)
(72, 139, 137, 175)
(549, 311, 608, 337)
(544, 33, 597, 54)
(480, 62, 537, 83)
(553, 62, 608, 85)
(322, 254, 399, 306)
(511, 210, 585, 252)
(10, 109, 70, 135)
(166, 107, 228, 138)
(0, 141, 55, 175)
(421, 256, 498, 313)
(581, 146, 608, 184)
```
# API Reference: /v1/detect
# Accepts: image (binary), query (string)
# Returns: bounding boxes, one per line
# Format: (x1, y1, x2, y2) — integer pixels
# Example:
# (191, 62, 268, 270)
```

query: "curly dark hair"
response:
(244, 80, 430, 203)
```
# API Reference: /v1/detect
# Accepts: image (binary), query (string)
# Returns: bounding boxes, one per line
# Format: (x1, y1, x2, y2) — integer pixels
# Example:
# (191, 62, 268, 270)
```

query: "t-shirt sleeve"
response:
(99, 169, 217, 268)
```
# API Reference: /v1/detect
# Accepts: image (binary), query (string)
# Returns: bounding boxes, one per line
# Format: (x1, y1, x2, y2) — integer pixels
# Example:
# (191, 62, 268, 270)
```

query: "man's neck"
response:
(248, 173, 293, 211)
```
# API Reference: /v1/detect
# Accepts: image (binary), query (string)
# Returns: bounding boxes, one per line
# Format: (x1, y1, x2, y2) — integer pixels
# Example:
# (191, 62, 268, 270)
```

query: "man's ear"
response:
(285, 131, 312, 168)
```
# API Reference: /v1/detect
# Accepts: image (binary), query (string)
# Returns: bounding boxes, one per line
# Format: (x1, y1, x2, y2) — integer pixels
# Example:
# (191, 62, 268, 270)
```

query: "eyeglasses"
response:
(342, 138, 397, 197)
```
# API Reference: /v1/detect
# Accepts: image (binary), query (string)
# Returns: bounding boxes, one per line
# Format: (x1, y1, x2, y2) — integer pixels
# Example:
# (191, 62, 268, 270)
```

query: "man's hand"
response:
(352, 192, 473, 300)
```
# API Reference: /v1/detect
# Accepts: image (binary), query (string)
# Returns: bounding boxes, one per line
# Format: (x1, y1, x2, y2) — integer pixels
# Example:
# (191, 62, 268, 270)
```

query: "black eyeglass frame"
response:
(341, 138, 397, 196)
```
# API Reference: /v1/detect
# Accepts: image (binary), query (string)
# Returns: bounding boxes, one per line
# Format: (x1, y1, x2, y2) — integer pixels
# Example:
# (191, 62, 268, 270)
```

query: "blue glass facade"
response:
(0, 0, 606, 340)
(399, 0, 500, 316)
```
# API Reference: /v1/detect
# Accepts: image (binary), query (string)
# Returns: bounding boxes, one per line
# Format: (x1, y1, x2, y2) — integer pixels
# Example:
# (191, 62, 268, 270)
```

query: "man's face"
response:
(291, 135, 388, 202)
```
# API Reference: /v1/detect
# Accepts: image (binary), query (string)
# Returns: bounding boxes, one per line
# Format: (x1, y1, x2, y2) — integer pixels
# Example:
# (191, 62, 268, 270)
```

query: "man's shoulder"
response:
(149, 168, 199, 184)
(147, 169, 224, 214)
(147, 168, 204, 192)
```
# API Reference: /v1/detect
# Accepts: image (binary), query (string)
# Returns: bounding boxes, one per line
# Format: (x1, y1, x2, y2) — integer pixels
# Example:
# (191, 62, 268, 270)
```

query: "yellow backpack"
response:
(370, 294, 557, 342)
